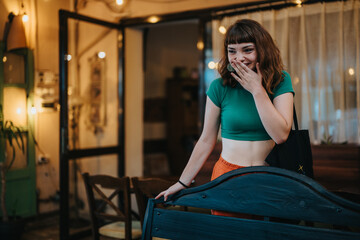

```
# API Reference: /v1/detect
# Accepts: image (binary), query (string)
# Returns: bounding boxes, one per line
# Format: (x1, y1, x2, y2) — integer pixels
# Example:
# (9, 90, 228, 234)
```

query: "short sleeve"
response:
(272, 71, 295, 99)
(206, 78, 224, 108)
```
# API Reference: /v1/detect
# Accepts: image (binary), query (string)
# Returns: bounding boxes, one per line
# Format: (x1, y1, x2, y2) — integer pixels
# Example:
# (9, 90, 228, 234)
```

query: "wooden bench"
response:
(141, 166, 360, 240)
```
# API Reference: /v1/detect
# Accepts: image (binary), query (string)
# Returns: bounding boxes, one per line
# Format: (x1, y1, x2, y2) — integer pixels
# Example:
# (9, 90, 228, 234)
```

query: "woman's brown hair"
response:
(218, 19, 284, 94)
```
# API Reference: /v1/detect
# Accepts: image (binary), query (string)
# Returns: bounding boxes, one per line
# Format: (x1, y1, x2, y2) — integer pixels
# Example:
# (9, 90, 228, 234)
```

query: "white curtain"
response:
(211, 0, 360, 144)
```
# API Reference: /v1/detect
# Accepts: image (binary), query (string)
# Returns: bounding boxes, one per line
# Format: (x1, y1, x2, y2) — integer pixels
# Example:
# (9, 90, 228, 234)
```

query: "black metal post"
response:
(59, 9, 69, 240)
(118, 27, 125, 178)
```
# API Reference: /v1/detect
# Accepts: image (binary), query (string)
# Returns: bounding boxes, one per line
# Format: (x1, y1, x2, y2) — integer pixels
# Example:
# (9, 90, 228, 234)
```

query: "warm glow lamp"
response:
(6, 14, 27, 51)
(3, 87, 28, 127)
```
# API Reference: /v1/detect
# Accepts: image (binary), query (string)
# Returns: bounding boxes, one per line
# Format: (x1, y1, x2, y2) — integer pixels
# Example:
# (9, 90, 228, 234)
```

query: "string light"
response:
(295, 0, 302, 7)
(22, 14, 29, 22)
(218, 26, 226, 34)
(20, 2, 29, 22)
(30, 106, 37, 115)
(293, 77, 300, 85)
(197, 41, 204, 50)
(208, 61, 217, 70)
(348, 68, 355, 76)
(98, 51, 106, 59)
(116, 0, 124, 5)
(147, 16, 160, 23)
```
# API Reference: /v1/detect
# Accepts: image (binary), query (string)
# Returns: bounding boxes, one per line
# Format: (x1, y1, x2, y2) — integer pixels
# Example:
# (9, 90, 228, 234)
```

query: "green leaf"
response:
(0, 117, 25, 171)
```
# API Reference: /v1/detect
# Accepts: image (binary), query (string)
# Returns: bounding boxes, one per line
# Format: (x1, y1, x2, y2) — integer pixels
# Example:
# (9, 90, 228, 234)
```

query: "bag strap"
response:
(293, 104, 299, 131)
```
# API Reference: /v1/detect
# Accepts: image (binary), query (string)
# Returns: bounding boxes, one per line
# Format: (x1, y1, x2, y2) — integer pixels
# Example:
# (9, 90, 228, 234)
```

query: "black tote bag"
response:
(265, 106, 314, 178)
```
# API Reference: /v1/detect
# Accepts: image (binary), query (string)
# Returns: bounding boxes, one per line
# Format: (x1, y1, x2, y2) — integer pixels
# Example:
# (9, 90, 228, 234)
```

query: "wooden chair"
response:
(82, 173, 142, 240)
(131, 177, 176, 227)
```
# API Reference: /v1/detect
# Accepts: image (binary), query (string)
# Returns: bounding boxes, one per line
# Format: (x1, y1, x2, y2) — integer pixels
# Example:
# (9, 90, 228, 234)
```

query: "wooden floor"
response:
(21, 215, 92, 240)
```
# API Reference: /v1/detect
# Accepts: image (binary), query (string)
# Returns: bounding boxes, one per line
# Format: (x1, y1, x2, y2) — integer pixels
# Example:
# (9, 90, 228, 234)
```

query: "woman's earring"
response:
(227, 63, 235, 72)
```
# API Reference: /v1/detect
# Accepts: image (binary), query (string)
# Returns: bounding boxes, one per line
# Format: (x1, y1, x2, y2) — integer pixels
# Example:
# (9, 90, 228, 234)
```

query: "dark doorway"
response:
(143, 20, 201, 177)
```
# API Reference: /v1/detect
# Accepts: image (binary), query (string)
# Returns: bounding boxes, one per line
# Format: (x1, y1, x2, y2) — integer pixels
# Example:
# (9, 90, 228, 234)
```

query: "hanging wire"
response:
(76, 0, 197, 13)
(134, 0, 189, 2)
(76, 0, 130, 13)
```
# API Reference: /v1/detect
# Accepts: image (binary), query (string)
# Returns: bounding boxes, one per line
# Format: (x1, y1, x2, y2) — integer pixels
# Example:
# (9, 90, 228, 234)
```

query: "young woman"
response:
(156, 19, 294, 216)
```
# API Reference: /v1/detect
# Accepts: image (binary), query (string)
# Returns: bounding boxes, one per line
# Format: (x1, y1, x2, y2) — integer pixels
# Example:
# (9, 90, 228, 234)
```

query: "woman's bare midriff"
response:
(221, 138, 275, 167)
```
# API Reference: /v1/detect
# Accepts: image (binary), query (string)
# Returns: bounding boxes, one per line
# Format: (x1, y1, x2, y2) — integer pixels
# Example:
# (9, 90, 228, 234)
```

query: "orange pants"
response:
(210, 156, 262, 220)
(211, 155, 245, 181)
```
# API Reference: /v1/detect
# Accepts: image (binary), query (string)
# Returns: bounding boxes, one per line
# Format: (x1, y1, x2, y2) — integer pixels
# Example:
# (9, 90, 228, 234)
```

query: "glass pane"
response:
(67, 19, 121, 150)
(3, 87, 28, 126)
(3, 52, 25, 84)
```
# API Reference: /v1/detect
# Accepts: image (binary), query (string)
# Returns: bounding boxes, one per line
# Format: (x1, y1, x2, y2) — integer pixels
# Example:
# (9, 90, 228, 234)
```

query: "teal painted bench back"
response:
(142, 166, 360, 240)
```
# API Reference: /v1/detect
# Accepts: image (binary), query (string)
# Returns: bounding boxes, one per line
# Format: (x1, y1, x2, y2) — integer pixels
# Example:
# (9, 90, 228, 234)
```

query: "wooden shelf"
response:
(311, 144, 360, 193)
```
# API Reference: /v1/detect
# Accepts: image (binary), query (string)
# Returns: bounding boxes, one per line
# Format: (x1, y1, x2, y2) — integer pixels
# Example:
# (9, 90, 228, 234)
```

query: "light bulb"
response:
(147, 16, 160, 24)
(219, 26, 227, 34)
(295, 0, 302, 7)
(348, 68, 355, 76)
(31, 106, 37, 115)
(208, 61, 216, 70)
(98, 51, 106, 59)
(22, 14, 29, 22)
(197, 41, 204, 50)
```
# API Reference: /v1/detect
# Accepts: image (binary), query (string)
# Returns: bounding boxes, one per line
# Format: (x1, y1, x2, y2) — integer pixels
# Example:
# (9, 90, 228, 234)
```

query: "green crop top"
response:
(206, 71, 294, 141)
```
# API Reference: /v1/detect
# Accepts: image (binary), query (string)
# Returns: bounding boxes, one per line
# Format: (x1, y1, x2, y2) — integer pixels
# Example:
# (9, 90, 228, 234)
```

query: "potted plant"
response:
(0, 105, 25, 240)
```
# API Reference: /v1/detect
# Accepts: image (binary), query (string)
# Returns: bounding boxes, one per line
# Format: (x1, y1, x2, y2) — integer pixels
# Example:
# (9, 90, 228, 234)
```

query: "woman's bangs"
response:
(226, 27, 254, 45)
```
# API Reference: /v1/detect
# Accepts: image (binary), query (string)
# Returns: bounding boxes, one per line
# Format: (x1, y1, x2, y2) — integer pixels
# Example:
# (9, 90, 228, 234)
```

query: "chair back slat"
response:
(82, 173, 133, 240)
(92, 185, 125, 217)
(131, 177, 176, 226)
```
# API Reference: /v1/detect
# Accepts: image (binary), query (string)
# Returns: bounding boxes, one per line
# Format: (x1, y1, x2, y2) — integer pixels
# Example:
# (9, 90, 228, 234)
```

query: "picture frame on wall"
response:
(85, 53, 107, 134)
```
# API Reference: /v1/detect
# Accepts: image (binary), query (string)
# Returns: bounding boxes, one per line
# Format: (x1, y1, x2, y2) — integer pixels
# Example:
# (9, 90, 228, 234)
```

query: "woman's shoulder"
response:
(207, 78, 228, 107)
(210, 78, 225, 87)
(281, 70, 291, 81)
(271, 70, 294, 98)
(208, 78, 228, 91)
